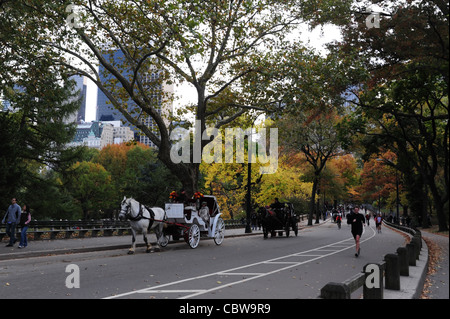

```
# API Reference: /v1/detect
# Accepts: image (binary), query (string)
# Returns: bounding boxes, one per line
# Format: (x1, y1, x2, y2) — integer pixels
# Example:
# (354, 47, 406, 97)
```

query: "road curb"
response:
(0, 229, 263, 261)
(0, 220, 325, 261)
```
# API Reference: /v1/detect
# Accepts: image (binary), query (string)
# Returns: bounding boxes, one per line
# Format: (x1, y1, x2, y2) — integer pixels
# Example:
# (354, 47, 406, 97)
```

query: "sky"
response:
(84, 23, 342, 122)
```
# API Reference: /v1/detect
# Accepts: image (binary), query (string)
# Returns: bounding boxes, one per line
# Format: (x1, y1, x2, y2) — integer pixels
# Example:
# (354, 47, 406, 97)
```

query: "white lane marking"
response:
(105, 224, 376, 299)
(216, 272, 264, 276)
(137, 289, 205, 294)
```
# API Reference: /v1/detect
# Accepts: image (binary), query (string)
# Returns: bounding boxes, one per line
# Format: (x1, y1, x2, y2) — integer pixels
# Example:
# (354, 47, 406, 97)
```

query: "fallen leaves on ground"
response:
(420, 236, 442, 299)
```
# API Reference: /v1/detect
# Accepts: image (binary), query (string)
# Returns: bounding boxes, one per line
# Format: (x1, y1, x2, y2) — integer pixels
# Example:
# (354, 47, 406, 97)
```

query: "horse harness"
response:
(125, 202, 168, 229)
(126, 203, 153, 225)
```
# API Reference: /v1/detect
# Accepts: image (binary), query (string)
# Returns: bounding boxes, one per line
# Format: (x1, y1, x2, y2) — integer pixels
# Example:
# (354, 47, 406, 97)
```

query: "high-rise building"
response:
(76, 76, 88, 122)
(64, 75, 88, 124)
(1, 98, 12, 112)
(96, 50, 173, 148)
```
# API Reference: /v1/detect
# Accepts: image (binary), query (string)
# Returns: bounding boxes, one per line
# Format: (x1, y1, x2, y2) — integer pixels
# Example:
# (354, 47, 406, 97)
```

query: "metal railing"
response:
(0, 218, 248, 241)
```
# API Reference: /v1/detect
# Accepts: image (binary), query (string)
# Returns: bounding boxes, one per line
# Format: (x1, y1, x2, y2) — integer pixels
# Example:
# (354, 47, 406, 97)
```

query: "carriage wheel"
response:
(214, 217, 225, 246)
(159, 234, 169, 247)
(293, 223, 298, 236)
(285, 225, 290, 237)
(186, 224, 200, 249)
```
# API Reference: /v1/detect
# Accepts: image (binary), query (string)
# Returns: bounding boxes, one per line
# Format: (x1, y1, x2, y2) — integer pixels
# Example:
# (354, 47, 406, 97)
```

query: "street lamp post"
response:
(395, 170, 400, 224)
(378, 191, 381, 216)
(245, 114, 264, 234)
(245, 153, 252, 233)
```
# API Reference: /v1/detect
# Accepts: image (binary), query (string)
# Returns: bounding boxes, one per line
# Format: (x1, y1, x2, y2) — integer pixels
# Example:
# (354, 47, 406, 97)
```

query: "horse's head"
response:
(119, 197, 131, 221)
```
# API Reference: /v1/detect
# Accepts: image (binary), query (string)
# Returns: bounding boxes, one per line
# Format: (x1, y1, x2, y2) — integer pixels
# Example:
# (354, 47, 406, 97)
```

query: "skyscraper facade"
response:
(96, 50, 173, 148)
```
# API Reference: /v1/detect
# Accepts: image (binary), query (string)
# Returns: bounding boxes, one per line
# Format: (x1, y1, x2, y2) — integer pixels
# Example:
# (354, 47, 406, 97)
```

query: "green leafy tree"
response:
(64, 161, 115, 220)
(92, 142, 180, 209)
(0, 0, 353, 196)
(334, 0, 449, 230)
(0, 71, 84, 209)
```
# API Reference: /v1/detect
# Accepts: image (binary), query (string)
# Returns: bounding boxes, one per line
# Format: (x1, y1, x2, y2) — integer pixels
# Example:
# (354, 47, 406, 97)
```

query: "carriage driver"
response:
(270, 198, 284, 221)
(199, 201, 210, 228)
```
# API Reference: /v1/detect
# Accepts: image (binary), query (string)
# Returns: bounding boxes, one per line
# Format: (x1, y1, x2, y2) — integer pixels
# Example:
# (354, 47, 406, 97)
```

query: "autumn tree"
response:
(94, 142, 181, 208)
(356, 152, 399, 209)
(280, 110, 344, 225)
(329, 154, 360, 201)
(334, 0, 449, 230)
(0, 0, 354, 196)
(201, 151, 312, 219)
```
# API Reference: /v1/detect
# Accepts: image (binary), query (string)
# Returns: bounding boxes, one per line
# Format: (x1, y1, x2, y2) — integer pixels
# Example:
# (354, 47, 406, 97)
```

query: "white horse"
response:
(119, 197, 166, 254)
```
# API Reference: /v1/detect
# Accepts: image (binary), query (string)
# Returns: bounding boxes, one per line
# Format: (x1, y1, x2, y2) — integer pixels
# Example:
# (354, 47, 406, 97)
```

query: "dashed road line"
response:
(105, 224, 376, 299)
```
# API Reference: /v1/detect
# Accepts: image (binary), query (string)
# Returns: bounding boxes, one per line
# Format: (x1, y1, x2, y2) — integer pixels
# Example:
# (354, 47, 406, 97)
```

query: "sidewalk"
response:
(419, 229, 449, 299)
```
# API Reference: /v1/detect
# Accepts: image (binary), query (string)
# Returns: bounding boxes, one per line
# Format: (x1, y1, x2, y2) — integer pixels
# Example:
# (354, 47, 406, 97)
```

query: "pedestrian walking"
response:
(2, 198, 22, 247)
(18, 204, 31, 248)
(365, 213, 370, 226)
(347, 207, 365, 257)
(251, 211, 258, 231)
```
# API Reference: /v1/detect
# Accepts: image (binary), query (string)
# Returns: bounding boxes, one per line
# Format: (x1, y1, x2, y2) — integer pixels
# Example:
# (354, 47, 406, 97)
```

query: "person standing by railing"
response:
(18, 204, 31, 248)
(2, 198, 22, 247)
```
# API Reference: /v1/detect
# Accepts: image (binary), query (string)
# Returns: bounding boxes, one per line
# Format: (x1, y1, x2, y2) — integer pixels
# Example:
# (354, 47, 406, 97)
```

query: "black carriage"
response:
(261, 203, 298, 239)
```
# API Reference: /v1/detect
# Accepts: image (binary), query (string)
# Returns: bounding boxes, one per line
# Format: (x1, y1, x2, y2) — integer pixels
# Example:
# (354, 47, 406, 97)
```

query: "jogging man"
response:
(347, 207, 365, 257)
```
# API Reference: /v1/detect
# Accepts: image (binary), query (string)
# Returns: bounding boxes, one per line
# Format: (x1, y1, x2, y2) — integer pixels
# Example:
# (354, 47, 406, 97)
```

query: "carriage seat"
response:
(184, 206, 195, 220)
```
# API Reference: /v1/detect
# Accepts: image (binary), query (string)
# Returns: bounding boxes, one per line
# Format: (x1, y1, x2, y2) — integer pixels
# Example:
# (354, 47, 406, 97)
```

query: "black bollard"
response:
(384, 254, 401, 290)
(406, 242, 416, 266)
(416, 234, 422, 249)
(412, 236, 421, 259)
(396, 247, 409, 276)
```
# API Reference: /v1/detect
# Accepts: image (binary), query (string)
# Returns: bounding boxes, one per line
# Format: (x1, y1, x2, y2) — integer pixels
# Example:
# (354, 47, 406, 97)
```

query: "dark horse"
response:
(260, 203, 298, 239)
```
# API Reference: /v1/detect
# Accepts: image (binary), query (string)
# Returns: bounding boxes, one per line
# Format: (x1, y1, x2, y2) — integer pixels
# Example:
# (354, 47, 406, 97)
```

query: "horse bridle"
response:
(120, 199, 132, 219)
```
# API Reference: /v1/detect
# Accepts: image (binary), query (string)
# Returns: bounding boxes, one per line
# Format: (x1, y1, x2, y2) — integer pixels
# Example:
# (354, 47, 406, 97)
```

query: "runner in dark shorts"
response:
(347, 207, 366, 257)
(375, 214, 383, 233)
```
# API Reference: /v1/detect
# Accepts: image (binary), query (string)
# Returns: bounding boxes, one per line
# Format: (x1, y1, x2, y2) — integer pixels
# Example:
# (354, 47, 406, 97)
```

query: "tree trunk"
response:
(428, 182, 449, 231)
(157, 136, 200, 197)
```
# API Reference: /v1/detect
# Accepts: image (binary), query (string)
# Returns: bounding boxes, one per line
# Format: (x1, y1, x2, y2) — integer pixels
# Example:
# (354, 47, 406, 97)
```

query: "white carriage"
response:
(160, 195, 225, 249)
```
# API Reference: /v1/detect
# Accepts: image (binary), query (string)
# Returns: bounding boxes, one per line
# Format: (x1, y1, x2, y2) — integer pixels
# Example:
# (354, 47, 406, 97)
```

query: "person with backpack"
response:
(336, 214, 342, 229)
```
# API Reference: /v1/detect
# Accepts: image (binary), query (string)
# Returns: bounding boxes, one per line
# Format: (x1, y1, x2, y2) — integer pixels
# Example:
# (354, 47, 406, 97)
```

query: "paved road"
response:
(0, 220, 411, 299)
